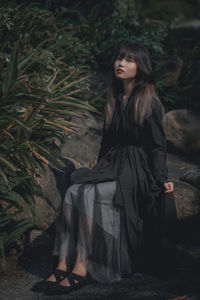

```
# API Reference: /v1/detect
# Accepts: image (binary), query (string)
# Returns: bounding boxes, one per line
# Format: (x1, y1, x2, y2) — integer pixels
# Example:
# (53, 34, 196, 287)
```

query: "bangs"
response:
(116, 46, 136, 60)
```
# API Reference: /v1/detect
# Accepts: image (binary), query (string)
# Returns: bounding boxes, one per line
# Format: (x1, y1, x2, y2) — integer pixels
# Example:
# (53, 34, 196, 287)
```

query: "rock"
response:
(29, 230, 45, 244)
(33, 157, 77, 230)
(70, 110, 102, 136)
(173, 179, 200, 220)
(49, 157, 75, 199)
(163, 109, 200, 154)
(33, 196, 57, 230)
(167, 153, 199, 181)
(179, 168, 200, 190)
(157, 55, 183, 85)
(173, 19, 200, 29)
(61, 112, 103, 167)
(29, 229, 53, 248)
(0, 158, 75, 234)
(34, 164, 61, 208)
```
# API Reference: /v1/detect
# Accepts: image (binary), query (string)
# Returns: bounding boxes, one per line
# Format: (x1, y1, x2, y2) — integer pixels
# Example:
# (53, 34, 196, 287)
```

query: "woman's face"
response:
(114, 52, 138, 80)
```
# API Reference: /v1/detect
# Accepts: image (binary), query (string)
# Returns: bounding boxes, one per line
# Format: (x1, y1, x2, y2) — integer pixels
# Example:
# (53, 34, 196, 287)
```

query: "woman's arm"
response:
(142, 98, 169, 188)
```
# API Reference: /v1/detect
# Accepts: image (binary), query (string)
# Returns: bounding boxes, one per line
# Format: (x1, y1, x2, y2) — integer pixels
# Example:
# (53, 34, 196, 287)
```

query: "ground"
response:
(0, 153, 200, 300)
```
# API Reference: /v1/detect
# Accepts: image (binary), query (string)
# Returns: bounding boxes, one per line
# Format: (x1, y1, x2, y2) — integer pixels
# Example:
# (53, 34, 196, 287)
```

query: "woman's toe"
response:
(59, 278, 71, 287)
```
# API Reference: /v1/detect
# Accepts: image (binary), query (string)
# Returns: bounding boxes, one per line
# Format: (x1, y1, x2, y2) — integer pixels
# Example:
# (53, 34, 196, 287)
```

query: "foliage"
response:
(59, 5, 168, 70)
(59, 0, 198, 112)
(0, 2, 167, 115)
(0, 42, 96, 268)
(0, 3, 92, 70)
(123, 0, 194, 23)
(161, 27, 200, 111)
(0, 170, 38, 270)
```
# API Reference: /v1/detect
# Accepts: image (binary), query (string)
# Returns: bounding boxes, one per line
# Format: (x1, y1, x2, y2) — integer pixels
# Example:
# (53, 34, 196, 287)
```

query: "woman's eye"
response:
(126, 57, 135, 62)
(116, 55, 136, 62)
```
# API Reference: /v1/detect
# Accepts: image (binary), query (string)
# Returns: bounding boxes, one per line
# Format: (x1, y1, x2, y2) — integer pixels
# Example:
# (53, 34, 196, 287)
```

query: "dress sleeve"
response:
(97, 121, 112, 162)
(142, 98, 169, 187)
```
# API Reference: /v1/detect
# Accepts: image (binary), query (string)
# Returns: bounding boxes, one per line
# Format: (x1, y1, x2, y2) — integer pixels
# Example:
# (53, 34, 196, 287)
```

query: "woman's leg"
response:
(46, 187, 92, 283)
(46, 202, 73, 282)
(57, 214, 94, 286)
(46, 257, 68, 282)
(57, 207, 94, 286)
(49, 181, 120, 286)
(58, 252, 87, 287)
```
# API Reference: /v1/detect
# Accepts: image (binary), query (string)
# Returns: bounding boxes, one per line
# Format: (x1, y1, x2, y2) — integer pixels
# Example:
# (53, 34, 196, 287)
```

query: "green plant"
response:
(152, 27, 200, 112)
(114, 0, 194, 23)
(0, 43, 96, 270)
(0, 2, 168, 113)
(0, 3, 92, 69)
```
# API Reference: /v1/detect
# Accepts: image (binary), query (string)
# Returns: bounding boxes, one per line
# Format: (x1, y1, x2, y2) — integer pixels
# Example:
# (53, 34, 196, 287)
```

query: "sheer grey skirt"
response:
(53, 181, 133, 283)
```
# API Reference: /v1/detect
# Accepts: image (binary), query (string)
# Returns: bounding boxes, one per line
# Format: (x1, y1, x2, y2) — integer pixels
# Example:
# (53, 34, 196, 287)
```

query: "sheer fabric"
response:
(53, 181, 132, 283)
(53, 91, 177, 283)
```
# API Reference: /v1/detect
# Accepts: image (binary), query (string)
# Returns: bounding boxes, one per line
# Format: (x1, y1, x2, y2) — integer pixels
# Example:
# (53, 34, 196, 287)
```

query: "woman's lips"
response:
(117, 69, 124, 73)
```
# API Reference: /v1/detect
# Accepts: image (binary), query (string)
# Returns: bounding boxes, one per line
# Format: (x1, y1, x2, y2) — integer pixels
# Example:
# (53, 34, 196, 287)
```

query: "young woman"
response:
(32, 42, 176, 295)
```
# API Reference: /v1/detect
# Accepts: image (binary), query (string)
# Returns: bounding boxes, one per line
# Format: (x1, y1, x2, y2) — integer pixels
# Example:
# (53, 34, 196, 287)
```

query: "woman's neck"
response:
(122, 78, 136, 99)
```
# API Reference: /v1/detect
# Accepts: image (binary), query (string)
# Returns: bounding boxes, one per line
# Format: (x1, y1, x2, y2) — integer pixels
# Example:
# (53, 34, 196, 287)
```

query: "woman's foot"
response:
(44, 272, 92, 295)
(44, 263, 92, 295)
(31, 267, 69, 293)
(59, 264, 86, 287)
(47, 266, 67, 283)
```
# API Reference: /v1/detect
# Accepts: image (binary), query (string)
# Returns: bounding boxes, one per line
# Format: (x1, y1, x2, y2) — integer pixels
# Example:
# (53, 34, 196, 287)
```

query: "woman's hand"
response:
(163, 181, 174, 193)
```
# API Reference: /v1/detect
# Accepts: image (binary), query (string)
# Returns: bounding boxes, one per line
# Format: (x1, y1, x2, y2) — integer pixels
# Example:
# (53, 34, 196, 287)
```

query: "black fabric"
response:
(67, 92, 177, 276)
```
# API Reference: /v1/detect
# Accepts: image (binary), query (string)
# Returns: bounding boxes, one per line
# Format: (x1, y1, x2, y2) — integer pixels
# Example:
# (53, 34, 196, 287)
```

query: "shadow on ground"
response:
(7, 214, 198, 300)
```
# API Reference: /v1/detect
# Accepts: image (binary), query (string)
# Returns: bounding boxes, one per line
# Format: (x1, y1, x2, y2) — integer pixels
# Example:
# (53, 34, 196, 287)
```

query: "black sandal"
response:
(44, 272, 92, 295)
(31, 269, 69, 293)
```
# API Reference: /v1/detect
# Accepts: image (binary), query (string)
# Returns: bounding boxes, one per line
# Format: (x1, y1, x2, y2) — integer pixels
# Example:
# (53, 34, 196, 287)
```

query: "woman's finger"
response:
(164, 182, 174, 193)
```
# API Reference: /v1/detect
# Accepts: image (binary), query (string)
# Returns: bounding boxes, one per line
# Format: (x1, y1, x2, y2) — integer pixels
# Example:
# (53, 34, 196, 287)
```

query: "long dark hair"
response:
(105, 42, 163, 128)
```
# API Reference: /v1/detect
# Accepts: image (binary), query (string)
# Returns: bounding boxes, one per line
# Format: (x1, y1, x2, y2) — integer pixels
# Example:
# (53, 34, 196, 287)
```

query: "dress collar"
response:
(118, 90, 135, 110)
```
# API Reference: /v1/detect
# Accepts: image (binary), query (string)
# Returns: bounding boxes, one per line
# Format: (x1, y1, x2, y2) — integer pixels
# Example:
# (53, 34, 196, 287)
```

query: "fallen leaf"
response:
(168, 295, 188, 300)
(179, 167, 185, 170)
(17, 271, 24, 278)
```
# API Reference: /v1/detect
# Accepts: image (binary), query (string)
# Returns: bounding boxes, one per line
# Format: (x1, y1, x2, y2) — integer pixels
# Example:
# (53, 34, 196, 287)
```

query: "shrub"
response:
(0, 43, 96, 270)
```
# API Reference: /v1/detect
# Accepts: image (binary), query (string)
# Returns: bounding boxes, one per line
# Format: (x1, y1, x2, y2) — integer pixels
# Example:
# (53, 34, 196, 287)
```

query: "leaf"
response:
(17, 153, 34, 172)
(11, 75, 28, 86)
(7, 93, 46, 103)
(44, 119, 75, 133)
(44, 70, 58, 91)
(5, 114, 31, 129)
(0, 211, 22, 228)
(0, 168, 11, 189)
(18, 53, 33, 72)
(51, 101, 96, 112)
(0, 219, 10, 228)
(2, 43, 18, 97)
(66, 88, 87, 96)
(58, 75, 90, 92)
(169, 296, 188, 300)
(0, 157, 17, 172)
(3, 129, 14, 140)
(23, 105, 41, 126)
(55, 118, 83, 128)
(5, 219, 36, 247)
(3, 191, 26, 209)
(31, 149, 49, 165)
(52, 69, 77, 91)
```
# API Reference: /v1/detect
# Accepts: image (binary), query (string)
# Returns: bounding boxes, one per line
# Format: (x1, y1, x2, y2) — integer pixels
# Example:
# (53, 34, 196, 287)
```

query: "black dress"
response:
(53, 91, 177, 283)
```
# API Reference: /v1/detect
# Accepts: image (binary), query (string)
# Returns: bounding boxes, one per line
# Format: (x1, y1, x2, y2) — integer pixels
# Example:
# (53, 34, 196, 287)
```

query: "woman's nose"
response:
(119, 59, 125, 66)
